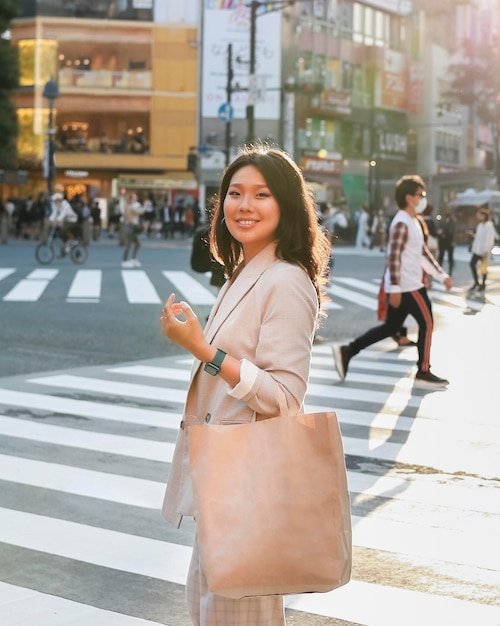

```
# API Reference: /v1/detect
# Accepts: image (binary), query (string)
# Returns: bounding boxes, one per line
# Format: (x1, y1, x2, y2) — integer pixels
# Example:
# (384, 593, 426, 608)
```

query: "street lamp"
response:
(42, 78, 59, 197)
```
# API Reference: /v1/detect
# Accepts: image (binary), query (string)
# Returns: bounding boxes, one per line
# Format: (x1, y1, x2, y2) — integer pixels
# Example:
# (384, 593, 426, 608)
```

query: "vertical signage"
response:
(202, 1, 282, 120)
(380, 49, 407, 110)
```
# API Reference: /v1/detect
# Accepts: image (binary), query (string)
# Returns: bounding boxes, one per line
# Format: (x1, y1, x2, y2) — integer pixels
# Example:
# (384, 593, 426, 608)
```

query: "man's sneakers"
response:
(415, 370, 449, 387)
(332, 344, 352, 381)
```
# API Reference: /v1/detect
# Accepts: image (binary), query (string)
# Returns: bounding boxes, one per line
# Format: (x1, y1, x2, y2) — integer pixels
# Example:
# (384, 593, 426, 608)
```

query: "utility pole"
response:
(225, 43, 234, 166)
(245, 0, 317, 145)
(246, 1, 258, 144)
(43, 78, 59, 198)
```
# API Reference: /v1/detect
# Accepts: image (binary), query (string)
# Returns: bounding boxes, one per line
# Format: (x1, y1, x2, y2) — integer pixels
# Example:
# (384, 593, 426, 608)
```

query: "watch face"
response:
(204, 362, 220, 376)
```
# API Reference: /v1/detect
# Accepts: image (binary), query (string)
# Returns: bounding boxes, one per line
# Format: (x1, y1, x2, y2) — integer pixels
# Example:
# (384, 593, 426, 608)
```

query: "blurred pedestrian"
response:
(437, 209, 457, 276)
(0, 199, 7, 244)
(333, 175, 452, 387)
(369, 209, 387, 251)
(91, 200, 102, 241)
(122, 191, 144, 268)
(355, 205, 371, 248)
(421, 204, 438, 257)
(468, 208, 497, 294)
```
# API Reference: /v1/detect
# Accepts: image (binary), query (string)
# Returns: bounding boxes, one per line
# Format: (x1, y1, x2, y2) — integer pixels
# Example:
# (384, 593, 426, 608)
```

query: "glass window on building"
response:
(338, 0, 353, 38)
(57, 41, 152, 90)
(340, 121, 364, 159)
(56, 113, 150, 154)
(297, 117, 336, 152)
(27, 0, 153, 21)
(353, 3, 390, 47)
(341, 61, 354, 91)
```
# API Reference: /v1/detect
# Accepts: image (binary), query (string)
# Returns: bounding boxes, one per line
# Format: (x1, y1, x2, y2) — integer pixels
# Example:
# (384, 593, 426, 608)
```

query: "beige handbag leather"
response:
(189, 401, 352, 599)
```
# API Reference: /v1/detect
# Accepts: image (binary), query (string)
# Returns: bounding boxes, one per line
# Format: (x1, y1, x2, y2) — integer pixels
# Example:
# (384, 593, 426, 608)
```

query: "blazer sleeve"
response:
(237, 263, 318, 417)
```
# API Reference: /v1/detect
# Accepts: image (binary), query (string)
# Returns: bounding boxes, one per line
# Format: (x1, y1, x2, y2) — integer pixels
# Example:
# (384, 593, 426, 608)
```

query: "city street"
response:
(0, 236, 499, 625)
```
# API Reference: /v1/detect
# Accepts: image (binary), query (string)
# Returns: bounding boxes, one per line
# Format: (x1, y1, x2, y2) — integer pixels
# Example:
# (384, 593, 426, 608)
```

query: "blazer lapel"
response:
(189, 243, 278, 380)
(205, 243, 278, 344)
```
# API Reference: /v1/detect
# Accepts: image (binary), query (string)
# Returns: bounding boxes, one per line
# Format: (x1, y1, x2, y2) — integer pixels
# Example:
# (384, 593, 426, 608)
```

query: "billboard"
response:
(202, 1, 282, 120)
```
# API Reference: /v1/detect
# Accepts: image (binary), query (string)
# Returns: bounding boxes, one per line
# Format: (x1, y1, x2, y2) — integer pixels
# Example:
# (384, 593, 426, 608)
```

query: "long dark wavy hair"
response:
(209, 145, 331, 308)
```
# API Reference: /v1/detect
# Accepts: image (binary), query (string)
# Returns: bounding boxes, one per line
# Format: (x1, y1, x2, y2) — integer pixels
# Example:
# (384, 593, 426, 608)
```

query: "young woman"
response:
(160, 145, 331, 625)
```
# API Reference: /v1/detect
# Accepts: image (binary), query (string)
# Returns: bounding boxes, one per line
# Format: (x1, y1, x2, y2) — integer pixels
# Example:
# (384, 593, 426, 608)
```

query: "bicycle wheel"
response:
(35, 242, 55, 264)
(70, 243, 88, 264)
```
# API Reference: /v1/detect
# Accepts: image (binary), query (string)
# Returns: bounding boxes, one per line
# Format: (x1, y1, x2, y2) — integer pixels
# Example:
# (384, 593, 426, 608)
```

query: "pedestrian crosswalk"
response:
(1, 266, 499, 310)
(0, 342, 498, 625)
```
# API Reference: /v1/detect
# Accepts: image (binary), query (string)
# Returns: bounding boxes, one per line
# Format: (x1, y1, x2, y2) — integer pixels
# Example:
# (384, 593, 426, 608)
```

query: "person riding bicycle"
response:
(48, 192, 78, 245)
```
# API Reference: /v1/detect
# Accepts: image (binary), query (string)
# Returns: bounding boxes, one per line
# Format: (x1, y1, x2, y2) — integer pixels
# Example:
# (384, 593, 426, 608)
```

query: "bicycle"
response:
(35, 225, 88, 265)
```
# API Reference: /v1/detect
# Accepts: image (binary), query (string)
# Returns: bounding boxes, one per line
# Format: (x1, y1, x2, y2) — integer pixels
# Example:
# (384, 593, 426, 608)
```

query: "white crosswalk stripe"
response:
(67, 269, 102, 302)
(0, 342, 498, 625)
(1, 267, 499, 311)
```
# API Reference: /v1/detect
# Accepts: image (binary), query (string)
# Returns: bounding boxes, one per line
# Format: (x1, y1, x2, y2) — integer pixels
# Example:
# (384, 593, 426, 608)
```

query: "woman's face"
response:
(223, 165, 280, 262)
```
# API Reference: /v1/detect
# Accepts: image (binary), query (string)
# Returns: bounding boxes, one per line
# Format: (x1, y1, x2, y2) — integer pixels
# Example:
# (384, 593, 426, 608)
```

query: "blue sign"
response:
(218, 103, 234, 123)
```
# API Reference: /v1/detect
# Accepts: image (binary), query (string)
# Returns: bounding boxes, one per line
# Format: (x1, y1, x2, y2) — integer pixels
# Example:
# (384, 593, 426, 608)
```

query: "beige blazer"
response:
(162, 243, 318, 528)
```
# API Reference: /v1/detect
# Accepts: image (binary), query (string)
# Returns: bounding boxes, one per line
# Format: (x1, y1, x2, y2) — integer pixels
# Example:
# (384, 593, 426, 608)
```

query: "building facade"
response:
(6, 0, 500, 221)
(11, 0, 199, 219)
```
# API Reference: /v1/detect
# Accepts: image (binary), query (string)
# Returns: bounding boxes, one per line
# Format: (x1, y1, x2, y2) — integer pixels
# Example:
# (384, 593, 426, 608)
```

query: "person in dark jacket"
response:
(437, 209, 457, 276)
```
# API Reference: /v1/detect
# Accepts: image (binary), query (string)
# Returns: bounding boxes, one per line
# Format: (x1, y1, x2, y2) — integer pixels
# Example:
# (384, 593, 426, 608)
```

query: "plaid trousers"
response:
(186, 537, 286, 626)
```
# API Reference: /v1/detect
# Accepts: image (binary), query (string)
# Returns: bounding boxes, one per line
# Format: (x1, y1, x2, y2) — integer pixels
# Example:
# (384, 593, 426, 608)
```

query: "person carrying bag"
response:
(160, 145, 350, 625)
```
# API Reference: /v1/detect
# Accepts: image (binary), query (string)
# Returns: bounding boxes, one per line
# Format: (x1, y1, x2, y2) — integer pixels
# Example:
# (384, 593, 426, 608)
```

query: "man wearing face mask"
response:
(333, 175, 452, 387)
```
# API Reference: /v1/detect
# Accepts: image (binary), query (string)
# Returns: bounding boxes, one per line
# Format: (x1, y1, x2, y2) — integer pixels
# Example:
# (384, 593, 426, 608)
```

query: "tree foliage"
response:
(444, 35, 500, 125)
(0, 0, 21, 170)
(444, 33, 500, 185)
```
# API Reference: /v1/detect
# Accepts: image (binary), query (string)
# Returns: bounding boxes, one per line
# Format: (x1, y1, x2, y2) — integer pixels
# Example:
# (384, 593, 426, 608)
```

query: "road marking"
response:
(108, 364, 192, 381)
(2, 269, 59, 302)
(0, 268, 15, 281)
(0, 508, 500, 626)
(1, 452, 496, 515)
(0, 388, 181, 429)
(0, 453, 164, 509)
(285, 579, 500, 626)
(0, 582, 168, 626)
(28, 374, 188, 403)
(0, 415, 173, 462)
(162, 270, 217, 305)
(0, 507, 190, 585)
(1, 341, 499, 624)
(67, 269, 102, 301)
(28, 269, 59, 280)
(335, 276, 380, 294)
(121, 270, 161, 303)
(327, 282, 377, 309)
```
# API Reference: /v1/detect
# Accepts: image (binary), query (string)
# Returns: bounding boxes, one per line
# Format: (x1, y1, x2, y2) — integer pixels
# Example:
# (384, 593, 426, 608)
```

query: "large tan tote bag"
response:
(189, 405, 352, 599)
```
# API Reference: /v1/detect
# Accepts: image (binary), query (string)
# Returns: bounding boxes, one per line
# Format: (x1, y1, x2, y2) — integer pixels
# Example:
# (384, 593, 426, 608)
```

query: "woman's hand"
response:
(160, 293, 212, 362)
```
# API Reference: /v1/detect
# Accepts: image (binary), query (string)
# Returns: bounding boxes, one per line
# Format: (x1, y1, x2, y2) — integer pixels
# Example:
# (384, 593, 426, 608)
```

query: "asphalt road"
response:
(0, 235, 499, 625)
(0, 235, 478, 377)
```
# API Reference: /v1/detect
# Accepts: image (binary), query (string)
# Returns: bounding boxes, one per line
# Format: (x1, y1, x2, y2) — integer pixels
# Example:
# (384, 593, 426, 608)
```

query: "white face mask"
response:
(415, 197, 427, 214)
